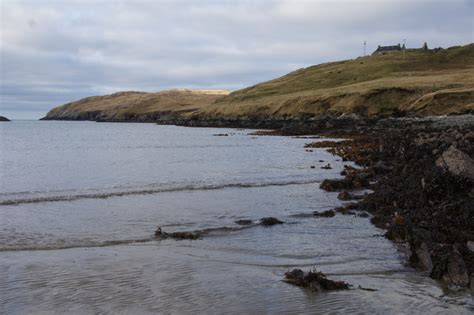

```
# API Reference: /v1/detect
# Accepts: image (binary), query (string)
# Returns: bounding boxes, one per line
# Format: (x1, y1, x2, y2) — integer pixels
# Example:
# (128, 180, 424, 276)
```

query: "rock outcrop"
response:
(155, 227, 201, 240)
(259, 217, 285, 226)
(292, 116, 473, 291)
(436, 146, 474, 180)
(284, 269, 350, 292)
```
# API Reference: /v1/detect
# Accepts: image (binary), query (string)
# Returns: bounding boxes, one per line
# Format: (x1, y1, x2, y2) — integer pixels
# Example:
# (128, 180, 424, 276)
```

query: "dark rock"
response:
(155, 227, 201, 240)
(321, 171, 370, 191)
(0, 116, 10, 121)
(413, 242, 433, 272)
(235, 219, 253, 225)
(470, 275, 474, 293)
(442, 246, 470, 287)
(310, 165, 316, 169)
(337, 191, 363, 200)
(320, 178, 354, 191)
(213, 133, 229, 136)
(336, 125, 474, 290)
(284, 268, 350, 292)
(305, 141, 340, 148)
(385, 218, 407, 241)
(168, 231, 201, 240)
(320, 176, 369, 191)
(435, 146, 474, 180)
(259, 217, 284, 226)
(321, 163, 332, 169)
(313, 210, 335, 217)
(467, 241, 474, 252)
(334, 203, 360, 215)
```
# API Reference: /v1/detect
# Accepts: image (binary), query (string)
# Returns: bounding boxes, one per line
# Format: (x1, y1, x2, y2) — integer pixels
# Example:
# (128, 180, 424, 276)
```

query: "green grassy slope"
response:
(43, 44, 474, 122)
(190, 44, 474, 119)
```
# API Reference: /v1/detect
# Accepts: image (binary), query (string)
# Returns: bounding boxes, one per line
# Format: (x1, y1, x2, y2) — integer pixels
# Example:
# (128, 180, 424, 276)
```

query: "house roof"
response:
(375, 44, 401, 51)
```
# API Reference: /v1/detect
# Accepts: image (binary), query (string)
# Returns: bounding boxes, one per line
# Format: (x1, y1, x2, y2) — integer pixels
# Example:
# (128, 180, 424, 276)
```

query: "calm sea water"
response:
(0, 121, 472, 314)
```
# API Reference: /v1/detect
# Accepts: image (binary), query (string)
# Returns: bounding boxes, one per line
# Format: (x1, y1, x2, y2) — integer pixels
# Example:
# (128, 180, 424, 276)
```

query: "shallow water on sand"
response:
(0, 121, 472, 314)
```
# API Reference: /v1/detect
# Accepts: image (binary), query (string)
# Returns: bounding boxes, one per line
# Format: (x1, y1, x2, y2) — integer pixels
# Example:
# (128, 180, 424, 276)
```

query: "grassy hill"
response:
(41, 89, 229, 121)
(42, 44, 474, 122)
(188, 44, 474, 120)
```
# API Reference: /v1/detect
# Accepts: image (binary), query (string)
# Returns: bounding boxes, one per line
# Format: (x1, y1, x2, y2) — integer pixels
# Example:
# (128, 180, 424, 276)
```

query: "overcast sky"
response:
(1, 0, 473, 119)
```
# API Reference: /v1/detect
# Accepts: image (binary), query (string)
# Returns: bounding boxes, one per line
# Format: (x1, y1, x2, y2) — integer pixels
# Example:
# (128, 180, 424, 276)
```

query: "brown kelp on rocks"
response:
(154, 217, 285, 240)
(284, 269, 350, 292)
(310, 117, 474, 291)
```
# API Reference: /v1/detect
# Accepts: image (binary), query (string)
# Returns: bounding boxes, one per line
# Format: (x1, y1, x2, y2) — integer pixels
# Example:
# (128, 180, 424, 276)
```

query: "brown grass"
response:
(44, 44, 474, 121)
(44, 89, 229, 121)
(190, 44, 474, 119)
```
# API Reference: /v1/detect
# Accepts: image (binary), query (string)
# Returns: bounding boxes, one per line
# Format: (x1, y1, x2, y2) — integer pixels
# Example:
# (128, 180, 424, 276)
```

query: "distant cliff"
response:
(42, 44, 474, 123)
(41, 89, 229, 122)
(0, 116, 10, 121)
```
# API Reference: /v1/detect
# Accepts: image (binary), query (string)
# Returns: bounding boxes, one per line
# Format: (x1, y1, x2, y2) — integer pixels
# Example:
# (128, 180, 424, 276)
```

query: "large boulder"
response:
(414, 242, 433, 272)
(443, 247, 470, 287)
(436, 146, 474, 180)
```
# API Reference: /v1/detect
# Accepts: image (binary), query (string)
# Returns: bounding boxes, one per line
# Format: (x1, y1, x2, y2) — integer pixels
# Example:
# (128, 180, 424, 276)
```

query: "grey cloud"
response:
(0, 0, 472, 119)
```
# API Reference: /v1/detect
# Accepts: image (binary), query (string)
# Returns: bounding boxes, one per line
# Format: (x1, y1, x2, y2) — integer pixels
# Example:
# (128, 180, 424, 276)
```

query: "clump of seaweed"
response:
(284, 268, 350, 292)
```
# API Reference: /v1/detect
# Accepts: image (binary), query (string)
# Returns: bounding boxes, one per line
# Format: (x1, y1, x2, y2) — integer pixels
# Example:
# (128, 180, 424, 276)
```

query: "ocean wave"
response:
(0, 238, 153, 252)
(0, 179, 321, 206)
(0, 223, 261, 252)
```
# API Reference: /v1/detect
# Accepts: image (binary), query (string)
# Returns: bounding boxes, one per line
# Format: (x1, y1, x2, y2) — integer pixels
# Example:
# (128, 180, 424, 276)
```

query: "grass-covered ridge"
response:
(42, 89, 229, 121)
(43, 44, 474, 122)
(190, 43, 474, 119)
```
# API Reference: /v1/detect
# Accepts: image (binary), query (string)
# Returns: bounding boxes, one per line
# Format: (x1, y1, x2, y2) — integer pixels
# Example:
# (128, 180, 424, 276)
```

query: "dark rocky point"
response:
(259, 217, 285, 226)
(155, 227, 201, 240)
(284, 268, 350, 292)
(337, 191, 364, 201)
(309, 117, 474, 291)
(0, 116, 10, 121)
(320, 166, 371, 191)
(235, 219, 253, 225)
(313, 210, 336, 218)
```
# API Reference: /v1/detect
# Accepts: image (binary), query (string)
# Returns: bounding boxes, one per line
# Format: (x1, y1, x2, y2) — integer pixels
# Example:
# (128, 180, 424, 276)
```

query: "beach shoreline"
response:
(277, 115, 474, 292)
(37, 114, 474, 292)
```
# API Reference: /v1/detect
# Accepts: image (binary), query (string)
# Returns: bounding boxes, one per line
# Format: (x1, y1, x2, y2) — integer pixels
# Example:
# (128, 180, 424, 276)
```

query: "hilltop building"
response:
(372, 44, 402, 55)
(372, 42, 430, 56)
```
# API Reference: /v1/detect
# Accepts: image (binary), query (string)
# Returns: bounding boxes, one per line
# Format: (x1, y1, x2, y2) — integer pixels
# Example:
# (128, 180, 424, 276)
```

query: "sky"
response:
(0, 0, 473, 119)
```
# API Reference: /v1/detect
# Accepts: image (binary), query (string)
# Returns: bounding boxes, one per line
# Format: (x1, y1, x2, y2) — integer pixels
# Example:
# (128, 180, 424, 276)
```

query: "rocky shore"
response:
(297, 115, 473, 292)
(40, 100, 474, 292)
(0, 115, 10, 121)
(158, 114, 474, 292)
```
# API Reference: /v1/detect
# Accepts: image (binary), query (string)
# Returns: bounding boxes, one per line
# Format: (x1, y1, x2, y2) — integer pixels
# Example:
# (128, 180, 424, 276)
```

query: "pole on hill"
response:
(403, 39, 406, 60)
(364, 40, 366, 57)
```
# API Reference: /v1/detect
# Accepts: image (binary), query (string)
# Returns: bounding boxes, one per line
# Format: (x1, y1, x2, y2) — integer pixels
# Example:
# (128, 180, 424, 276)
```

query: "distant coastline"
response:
(41, 44, 474, 124)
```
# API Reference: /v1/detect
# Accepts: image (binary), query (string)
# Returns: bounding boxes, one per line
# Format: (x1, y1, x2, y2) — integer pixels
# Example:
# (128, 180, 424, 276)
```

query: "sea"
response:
(0, 121, 472, 314)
